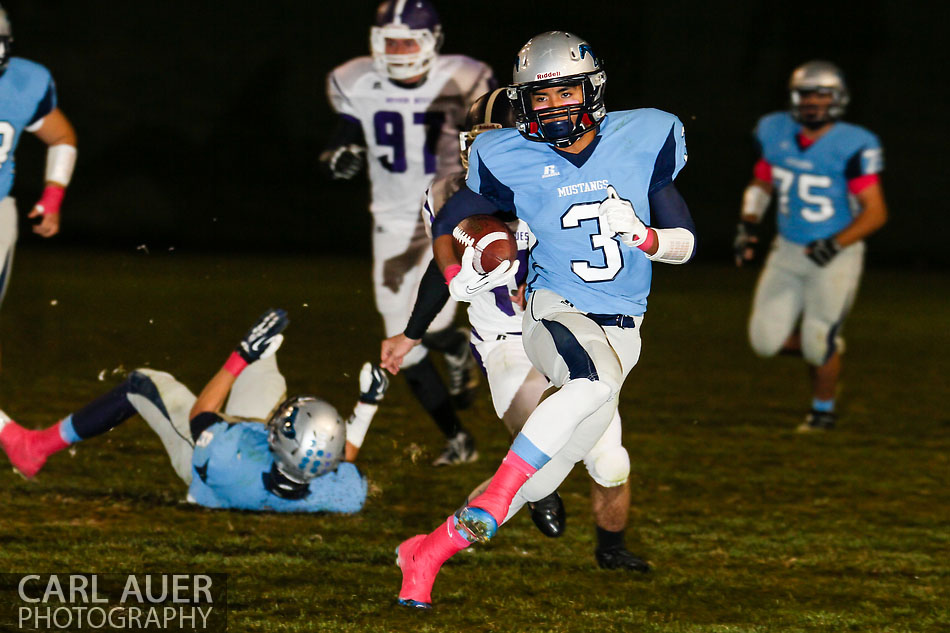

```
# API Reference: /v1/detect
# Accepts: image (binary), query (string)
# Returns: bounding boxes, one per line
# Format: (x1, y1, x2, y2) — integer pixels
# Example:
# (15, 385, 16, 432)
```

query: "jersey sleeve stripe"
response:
(26, 81, 57, 129)
(648, 125, 677, 194)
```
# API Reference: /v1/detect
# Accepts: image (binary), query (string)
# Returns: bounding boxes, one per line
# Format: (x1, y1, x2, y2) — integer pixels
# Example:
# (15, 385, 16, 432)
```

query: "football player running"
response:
(0, 310, 389, 513)
(381, 88, 649, 572)
(0, 6, 78, 370)
(320, 0, 495, 466)
(392, 32, 697, 608)
(734, 61, 887, 431)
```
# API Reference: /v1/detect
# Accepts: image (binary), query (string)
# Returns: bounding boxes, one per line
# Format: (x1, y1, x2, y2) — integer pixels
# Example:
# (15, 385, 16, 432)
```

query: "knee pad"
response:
(584, 445, 630, 488)
(400, 342, 430, 369)
(801, 317, 838, 366)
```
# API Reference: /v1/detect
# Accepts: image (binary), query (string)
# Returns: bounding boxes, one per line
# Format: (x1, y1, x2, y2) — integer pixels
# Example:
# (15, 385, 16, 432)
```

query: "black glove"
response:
(329, 144, 365, 180)
(806, 238, 841, 267)
(237, 309, 289, 363)
(734, 221, 760, 266)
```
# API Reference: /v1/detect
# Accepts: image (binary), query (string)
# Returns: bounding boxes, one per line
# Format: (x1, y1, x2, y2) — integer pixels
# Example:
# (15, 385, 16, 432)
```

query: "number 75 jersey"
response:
(754, 111, 883, 245)
(327, 55, 493, 218)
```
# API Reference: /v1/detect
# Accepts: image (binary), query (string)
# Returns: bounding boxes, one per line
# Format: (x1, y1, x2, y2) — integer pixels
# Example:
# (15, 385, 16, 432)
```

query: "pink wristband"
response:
(36, 185, 65, 216)
(444, 264, 462, 284)
(223, 351, 248, 377)
(636, 229, 658, 253)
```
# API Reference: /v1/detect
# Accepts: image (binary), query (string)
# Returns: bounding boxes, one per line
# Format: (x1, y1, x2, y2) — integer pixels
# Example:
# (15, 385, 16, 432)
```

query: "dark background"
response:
(4, 1, 947, 265)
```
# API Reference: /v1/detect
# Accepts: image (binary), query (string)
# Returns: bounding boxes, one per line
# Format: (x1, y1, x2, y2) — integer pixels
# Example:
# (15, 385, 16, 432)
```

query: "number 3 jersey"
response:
(753, 111, 883, 245)
(327, 55, 494, 218)
(466, 108, 687, 317)
(0, 58, 57, 199)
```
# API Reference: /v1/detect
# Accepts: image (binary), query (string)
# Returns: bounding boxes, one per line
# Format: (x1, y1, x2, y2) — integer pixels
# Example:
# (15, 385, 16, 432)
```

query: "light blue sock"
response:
(58, 415, 82, 444)
(812, 398, 835, 413)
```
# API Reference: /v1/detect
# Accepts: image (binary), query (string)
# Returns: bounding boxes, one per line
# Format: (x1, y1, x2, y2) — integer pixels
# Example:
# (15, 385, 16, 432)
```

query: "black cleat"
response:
(432, 430, 479, 467)
(797, 410, 837, 433)
(527, 491, 566, 538)
(595, 547, 651, 572)
(444, 328, 480, 410)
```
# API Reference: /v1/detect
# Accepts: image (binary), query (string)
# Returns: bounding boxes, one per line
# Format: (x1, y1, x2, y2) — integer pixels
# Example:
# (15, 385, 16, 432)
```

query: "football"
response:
(452, 214, 518, 274)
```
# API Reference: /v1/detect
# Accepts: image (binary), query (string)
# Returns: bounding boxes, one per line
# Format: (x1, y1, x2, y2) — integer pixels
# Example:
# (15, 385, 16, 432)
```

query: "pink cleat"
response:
(0, 421, 48, 478)
(396, 534, 438, 609)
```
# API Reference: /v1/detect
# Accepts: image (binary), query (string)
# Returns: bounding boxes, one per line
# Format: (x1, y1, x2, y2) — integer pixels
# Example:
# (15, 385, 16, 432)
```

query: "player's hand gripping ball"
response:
(452, 215, 518, 274)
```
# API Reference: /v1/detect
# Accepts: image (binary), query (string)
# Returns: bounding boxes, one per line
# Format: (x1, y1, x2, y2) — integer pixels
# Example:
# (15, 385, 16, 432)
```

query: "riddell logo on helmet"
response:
(536, 71, 561, 80)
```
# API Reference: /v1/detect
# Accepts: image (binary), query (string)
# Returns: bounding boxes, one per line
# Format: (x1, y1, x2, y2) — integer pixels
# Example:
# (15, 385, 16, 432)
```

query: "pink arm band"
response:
(636, 228, 658, 253)
(848, 173, 879, 195)
(443, 264, 462, 284)
(223, 351, 248, 377)
(753, 158, 772, 182)
(37, 185, 65, 215)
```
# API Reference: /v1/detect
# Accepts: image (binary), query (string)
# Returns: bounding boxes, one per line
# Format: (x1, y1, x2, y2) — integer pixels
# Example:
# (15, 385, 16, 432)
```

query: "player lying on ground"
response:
(393, 31, 697, 608)
(0, 6, 78, 371)
(0, 310, 389, 513)
(734, 60, 888, 432)
(320, 0, 495, 465)
(380, 88, 649, 571)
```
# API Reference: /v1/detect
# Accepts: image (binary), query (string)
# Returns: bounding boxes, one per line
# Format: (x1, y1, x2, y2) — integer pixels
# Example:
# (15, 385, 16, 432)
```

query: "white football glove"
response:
(599, 185, 649, 247)
(448, 246, 520, 303)
(358, 362, 389, 404)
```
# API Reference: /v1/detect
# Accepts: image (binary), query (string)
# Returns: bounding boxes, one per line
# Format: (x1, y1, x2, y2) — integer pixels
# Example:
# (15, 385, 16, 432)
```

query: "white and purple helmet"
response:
(370, 0, 443, 81)
(0, 6, 12, 71)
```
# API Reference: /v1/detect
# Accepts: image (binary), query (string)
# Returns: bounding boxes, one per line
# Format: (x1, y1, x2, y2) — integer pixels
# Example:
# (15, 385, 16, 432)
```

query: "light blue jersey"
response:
(466, 109, 687, 316)
(0, 58, 57, 198)
(188, 420, 367, 513)
(755, 112, 883, 244)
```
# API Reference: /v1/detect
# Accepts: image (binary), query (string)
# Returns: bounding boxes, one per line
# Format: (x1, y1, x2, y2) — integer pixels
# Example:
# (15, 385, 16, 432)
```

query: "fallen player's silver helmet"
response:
(267, 396, 345, 482)
(789, 60, 849, 123)
(507, 31, 606, 148)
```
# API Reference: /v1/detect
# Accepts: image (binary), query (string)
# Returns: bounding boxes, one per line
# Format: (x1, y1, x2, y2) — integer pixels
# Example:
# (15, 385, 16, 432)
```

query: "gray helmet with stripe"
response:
(789, 60, 850, 123)
(267, 396, 345, 482)
(507, 31, 606, 148)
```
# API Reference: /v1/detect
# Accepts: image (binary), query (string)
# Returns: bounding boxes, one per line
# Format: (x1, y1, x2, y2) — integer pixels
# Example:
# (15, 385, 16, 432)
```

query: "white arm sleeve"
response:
(45, 144, 77, 186)
(646, 227, 695, 264)
(741, 183, 771, 221)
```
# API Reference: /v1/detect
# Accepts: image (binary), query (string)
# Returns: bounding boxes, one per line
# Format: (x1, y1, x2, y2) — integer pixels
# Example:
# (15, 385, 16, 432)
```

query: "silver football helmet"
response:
(789, 60, 849, 125)
(267, 396, 345, 483)
(507, 31, 606, 148)
(370, 0, 443, 82)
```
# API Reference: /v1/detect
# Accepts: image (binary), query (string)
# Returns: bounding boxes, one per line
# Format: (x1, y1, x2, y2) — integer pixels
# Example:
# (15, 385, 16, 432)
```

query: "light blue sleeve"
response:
(274, 463, 367, 514)
(464, 134, 516, 211)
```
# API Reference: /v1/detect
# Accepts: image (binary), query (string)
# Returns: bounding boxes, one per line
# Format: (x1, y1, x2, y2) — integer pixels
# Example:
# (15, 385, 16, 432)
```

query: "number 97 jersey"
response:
(327, 54, 494, 218)
(754, 112, 883, 245)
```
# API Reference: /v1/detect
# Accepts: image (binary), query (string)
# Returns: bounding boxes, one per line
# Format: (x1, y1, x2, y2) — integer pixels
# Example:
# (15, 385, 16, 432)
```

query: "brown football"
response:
(452, 214, 518, 274)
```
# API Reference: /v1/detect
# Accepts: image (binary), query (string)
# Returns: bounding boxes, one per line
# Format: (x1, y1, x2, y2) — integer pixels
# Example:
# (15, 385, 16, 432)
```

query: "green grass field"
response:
(0, 246, 947, 632)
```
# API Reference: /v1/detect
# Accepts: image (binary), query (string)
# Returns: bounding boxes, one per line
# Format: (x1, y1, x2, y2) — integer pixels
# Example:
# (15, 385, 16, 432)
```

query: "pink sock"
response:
(33, 422, 70, 458)
(470, 450, 537, 523)
(425, 516, 473, 565)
